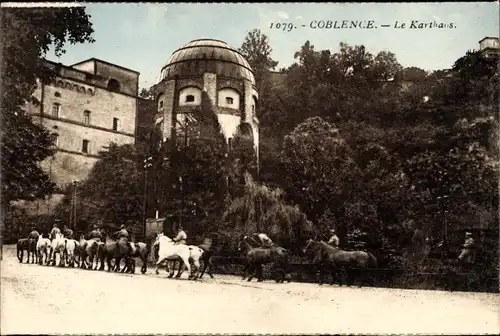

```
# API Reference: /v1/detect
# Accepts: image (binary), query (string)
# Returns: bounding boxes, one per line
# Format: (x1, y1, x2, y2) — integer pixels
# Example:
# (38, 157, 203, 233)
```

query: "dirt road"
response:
(1, 245, 498, 334)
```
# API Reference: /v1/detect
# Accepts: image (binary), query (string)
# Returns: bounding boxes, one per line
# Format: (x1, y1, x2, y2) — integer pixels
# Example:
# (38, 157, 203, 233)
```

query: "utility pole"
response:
(143, 156, 153, 238)
(179, 114, 189, 228)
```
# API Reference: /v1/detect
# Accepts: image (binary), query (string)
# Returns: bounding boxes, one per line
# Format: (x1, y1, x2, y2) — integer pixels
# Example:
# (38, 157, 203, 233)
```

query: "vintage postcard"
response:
(1, 2, 499, 335)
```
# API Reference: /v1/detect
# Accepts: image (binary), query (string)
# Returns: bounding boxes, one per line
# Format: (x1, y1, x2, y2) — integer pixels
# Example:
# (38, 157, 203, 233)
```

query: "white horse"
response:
(36, 234, 52, 265)
(65, 239, 78, 267)
(153, 233, 194, 279)
(170, 244, 205, 279)
(50, 233, 66, 266)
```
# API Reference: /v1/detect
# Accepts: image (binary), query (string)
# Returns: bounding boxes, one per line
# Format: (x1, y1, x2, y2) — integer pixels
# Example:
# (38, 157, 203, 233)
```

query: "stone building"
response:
(478, 36, 500, 58)
(151, 39, 259, 159)
(26, 58, 140, 188)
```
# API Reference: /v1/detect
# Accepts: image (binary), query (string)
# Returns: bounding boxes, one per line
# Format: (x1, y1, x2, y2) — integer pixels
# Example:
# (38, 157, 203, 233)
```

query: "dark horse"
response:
(303, 239, 378, 287)
(121, 239, 151, 274)
(237, 235, 290, 283)
(17, 238, 37, 263)
(99, 233, 131, 272)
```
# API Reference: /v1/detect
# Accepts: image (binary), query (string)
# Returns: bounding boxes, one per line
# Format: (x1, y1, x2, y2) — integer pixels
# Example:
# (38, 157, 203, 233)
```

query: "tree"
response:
(278, 117, 361, 222)
(223, 172, 314, 251)
(139, 87, 154, 99)
(53, 143, 144, 233)
(238, 28, 279, 92)
(1, 7, 95, 206)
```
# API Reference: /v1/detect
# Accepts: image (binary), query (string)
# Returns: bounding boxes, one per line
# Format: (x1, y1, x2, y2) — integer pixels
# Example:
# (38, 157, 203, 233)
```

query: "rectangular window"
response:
(228, 137, 233, 152)
(225, 97, 233, 105)
(83, 110, 91, 125)
(113, 117, 119, 131)
(82, 139, 89, 153)
(52, 103, 60, 118)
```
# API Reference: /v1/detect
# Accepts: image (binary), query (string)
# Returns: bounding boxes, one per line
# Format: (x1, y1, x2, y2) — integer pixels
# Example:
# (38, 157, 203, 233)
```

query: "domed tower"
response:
(152, 39, 259, 160)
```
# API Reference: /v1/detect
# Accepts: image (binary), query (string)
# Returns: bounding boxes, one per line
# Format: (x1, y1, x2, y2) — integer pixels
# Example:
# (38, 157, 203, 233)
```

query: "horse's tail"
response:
(367, 252, 378, 268)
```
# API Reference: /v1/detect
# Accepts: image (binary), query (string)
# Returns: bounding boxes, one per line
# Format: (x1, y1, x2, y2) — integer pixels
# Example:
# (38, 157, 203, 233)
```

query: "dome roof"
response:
(159, 39, 255, 85)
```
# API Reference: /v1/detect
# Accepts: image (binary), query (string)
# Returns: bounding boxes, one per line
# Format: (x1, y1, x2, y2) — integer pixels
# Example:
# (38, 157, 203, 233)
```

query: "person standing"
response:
(458, 232, 476, 264)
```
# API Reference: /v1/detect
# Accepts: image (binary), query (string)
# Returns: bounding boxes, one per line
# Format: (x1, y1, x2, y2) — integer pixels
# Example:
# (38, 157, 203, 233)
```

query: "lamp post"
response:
(70, 180, 79, 230)
(143, 156, 153, 237)
(178, 114, 190, 228)
(437, 194, 450, 244)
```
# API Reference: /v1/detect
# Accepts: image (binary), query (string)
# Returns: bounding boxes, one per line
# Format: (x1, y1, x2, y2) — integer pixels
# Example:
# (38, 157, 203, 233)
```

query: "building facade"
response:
(151, 39, 260, 158)
(478, 37, 500, 58)
(26, 58, 140, 188)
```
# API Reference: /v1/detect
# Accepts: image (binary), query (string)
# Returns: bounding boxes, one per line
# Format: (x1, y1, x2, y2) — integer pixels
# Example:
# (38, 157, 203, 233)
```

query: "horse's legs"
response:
(247, 263, 256, 282)
(106, 255, 113, 272)
(115, 257, 122, 272)
(140, 254, 147, 274)
(99, 252, 106, 271)
(317, 263, 324, 286)
(58, 251, 65, 267)
(191, 258, 201, 280)
(241, 262, 250, 280)
(257, 264, 264, 282)
(175, 260, 186, 278)
(155, 258, 163, 274)
(93, 252, 100, 270)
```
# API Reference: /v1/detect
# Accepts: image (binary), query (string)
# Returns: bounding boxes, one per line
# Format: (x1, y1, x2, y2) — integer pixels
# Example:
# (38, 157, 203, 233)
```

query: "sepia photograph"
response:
(1, 2, 499, 334)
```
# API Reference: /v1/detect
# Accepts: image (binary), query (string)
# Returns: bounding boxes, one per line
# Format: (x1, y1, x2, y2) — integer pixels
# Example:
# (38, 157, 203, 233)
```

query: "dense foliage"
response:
(30, 27, 499, 276)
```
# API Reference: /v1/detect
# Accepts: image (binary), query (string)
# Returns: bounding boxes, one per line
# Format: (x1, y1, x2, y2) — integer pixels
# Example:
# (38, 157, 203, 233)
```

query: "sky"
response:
(43, 2, 499, 90)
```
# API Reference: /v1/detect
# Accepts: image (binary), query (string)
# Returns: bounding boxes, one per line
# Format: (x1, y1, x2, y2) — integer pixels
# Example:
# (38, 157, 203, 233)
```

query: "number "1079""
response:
(269, 22, 295, 32)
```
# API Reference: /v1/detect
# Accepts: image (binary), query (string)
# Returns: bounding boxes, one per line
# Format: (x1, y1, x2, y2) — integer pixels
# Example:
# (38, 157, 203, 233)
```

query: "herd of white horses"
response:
(20, 232, 212, 280)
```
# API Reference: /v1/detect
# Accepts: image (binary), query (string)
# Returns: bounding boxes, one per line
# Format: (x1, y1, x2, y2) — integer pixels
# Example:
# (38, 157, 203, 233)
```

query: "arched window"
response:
(83, 110, 91, 125)
(107, 79, 121, 92)
(218, 88, 240, 109)
(178, 86, 202, 106)
(54, 92, 61, 98)
(87, 88, 93, 95)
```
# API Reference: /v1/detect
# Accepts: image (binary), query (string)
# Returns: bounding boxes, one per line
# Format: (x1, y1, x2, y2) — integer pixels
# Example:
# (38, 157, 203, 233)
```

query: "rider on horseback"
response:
(173, 225, 187, 245)
(63, 225, 74, 239)
(50, 223, 61, 241)
(88, 224, 103, 241)
(115, 224, 129, 240)
(327, 229, 340, 248)
(253, 233, 274, 248)
(27, 227, 40, 240)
